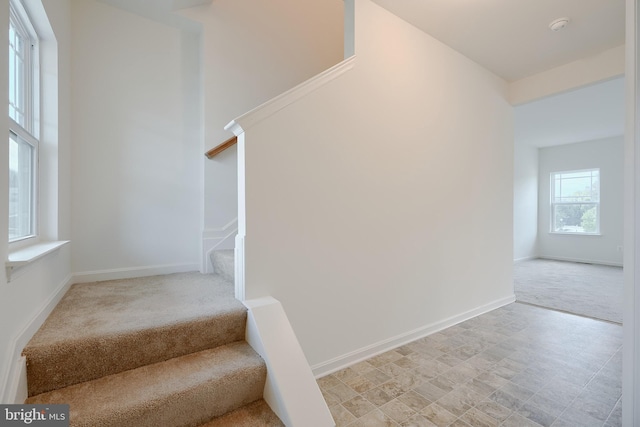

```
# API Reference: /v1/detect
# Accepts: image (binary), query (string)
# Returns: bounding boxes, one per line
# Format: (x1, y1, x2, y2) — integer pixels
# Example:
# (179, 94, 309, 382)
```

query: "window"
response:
(550, 169, 600, 234)
(8, 0, 38, 242)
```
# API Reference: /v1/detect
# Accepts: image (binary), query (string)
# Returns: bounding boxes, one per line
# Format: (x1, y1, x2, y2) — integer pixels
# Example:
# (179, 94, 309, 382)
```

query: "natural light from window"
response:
(550, 169, 600, 234)
(8, 0, 38, 243)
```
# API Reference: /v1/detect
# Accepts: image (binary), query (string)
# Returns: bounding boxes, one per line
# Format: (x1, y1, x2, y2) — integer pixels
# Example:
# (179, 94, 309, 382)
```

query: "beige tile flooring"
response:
(317, 303, 622, 427)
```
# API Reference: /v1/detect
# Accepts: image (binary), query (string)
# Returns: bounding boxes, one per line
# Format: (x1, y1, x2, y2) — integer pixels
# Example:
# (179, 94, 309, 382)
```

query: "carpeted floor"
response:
(514, 258, 623, 324)
(24, 272, 248, 396)
(23, 269, 283, 426)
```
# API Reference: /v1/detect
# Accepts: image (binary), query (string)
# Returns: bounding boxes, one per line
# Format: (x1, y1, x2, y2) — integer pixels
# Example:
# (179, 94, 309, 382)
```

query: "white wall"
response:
(509, 45, 625, 106)
(514, 144, 538, 261)
(0, 0, 72, 402)
(0, 0, 343, 400)
(70, 0, 202, 279)
(178, 0, 344, 266)
(538, 137, 624, 266)
(236, 0, 514, 371)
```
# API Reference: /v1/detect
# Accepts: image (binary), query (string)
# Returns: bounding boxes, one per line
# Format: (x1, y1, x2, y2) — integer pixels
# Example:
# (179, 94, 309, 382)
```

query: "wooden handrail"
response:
(205, 136, 237, 159)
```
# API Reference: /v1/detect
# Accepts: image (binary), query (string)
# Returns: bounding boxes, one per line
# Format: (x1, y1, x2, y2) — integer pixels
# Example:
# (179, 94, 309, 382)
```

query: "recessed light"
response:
(549, 17, 570, 32)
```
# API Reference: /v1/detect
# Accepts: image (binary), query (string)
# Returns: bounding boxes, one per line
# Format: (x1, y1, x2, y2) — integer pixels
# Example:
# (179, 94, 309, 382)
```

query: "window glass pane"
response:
(9, 132, 34, 241)
(8, 2, 38, 243)
(553, 204, 598, 233)
(8, 12, 29, 129)
(551, 169, 600, 234)
(553, 169, 599, 203)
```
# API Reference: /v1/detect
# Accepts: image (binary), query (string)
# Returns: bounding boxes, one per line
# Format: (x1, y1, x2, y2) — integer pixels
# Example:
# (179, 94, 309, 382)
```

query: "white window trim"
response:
(9, 0, 38, 134)
(5, 0, 68, 281)
(6, 240, 69, 280)
(8, 0, 39, 246)
(549, 168, 601, 236)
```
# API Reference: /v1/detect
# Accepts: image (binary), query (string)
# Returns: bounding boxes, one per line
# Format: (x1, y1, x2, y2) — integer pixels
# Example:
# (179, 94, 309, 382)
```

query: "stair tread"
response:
(200, 399, 284, 427)
(23, 272, 248, 396)
(26, 272, 242, 345)
(211, 250, 234, 283)
(27, 342, 267, 427)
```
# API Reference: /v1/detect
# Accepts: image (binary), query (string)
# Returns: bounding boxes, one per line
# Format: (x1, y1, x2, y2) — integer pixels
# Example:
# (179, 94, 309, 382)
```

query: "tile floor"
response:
(317, 303, 622, 427)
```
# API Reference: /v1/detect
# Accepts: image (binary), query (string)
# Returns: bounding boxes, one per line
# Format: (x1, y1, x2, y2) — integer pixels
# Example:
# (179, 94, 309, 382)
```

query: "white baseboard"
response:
(202, 219, 238, 273)
(513, 256, 537, 263)
(1, 274, 73, 403)
(5, 357, 27, 404)
(72, 263, 199, 284)
(311, 295, 516, 379)
(538, 256, 623, 267)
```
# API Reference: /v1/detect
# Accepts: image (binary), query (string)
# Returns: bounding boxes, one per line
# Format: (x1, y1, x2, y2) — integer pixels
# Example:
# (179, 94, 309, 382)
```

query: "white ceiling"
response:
(514, 77, 624, 148)
(97, 0, 209, 30)
(372, 0, 625, 82)
(371, 0, 626, 148)
(100, 0, 626, 149)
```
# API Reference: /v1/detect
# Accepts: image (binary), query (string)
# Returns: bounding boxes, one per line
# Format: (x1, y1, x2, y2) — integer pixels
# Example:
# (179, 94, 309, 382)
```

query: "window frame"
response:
(549, 168, 601, 236)
(8, 0, 39, 245)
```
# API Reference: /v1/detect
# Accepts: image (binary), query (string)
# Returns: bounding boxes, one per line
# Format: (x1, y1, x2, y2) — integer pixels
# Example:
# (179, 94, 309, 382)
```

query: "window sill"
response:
(6, 240, 70, 281)
(548, 232, 602, 236)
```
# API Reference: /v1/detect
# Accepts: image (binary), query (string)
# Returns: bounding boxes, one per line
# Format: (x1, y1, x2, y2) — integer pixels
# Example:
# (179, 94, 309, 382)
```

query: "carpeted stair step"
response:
(200, 399, 284, 427)
(26, 341, 267, 427)
(23, 272, 247, 396)
(211, 249, 234, 283)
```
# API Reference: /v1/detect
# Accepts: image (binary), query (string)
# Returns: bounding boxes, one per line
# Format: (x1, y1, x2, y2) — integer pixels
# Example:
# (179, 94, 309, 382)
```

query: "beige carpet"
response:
(22, 269, 283, 426)
(27, 342, 267, 427)
(201, 400, 284, 427)
(514, 258, 623, 323)
(24, 272, 248, 395)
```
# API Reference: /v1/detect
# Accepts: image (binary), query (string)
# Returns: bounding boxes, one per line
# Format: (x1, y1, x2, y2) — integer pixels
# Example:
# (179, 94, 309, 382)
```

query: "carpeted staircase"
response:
(22, 251, 284, 427)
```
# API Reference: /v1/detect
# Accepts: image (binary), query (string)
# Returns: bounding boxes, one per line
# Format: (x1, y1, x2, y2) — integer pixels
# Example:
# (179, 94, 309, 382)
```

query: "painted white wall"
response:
(70, 0, 202, 278)
(514, 77, 625, 149)
(178, 0, 344, 265)
(0, 0, 73, 402)
(236, 0, 514, 370)
(514, 144, 538, 261)
(509, 44, 625, 105)
(538, 136, 624, 266)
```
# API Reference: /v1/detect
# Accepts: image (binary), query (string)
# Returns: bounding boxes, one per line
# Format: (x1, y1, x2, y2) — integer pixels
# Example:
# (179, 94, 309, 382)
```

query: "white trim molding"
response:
(1, 273, 73, 403)
(538, 256, 623, 268)
(6, 241, 70, 281)
(72, 263, 198, 284)
(311, 295, 516, 379)
(623, 1, 639, 425)
(244, 296, 334, 427)
(225, 56, 356, 135)
(513, 256, 537, 263)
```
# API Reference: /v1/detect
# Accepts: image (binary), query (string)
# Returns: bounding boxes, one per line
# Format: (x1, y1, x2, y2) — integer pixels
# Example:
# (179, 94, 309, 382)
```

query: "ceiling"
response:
(372, 0, 625, 82)
(514, 77, 624, 148)
(371, 0, 626, 148)
(101, 0, 210, 12)
(100, 0, 626, 149)
(97, 0, 210, 30)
